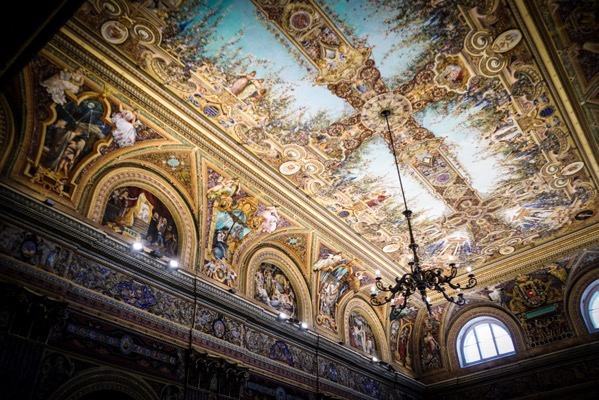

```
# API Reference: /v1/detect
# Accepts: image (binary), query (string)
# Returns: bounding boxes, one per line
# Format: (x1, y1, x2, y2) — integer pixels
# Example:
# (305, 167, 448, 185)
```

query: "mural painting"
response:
(102, 186, 178, 258)
(203, 167, 292, 288)
(32, 352, 74, 400)
(421, 314, 442, 372)
(31, 94, 111, 196)
(28, 59, 162, 199)
(2, 0, 599, 396)
(390, 318, 414, 370)
(203, 169, 258, 288)
(254, 262, 298, 319)
(348, 311, 377, 357)
(314, 246, 365, 333)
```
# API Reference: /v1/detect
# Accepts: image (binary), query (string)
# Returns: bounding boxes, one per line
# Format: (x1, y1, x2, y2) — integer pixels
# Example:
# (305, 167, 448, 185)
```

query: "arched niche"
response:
(49, 367, 160, 400)
(443, 304, 527, 371)
(85, 166, 197, 267)
(565, 250, 599, 336)
(242, 246, 312, 326)
(342, 297, 390, 363)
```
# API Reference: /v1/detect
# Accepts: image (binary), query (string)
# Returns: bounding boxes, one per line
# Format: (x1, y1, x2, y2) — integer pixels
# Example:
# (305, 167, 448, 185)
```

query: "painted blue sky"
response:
(415, 104, 510, 196)
(343, 134, 449, 221)
(185, 0, 512, 214)
(320, 0, 428, 81)
(182, 0, 431, 121)
(198, 0, 350, 121)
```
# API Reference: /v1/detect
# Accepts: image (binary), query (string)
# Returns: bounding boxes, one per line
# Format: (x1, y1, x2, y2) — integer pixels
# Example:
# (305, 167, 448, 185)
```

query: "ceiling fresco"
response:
(13, 0, 599, 320)
(75, 0, 597, 274)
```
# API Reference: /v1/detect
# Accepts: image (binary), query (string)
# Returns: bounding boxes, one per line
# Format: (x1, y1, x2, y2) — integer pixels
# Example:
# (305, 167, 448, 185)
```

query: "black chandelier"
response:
(370, 109, 477, 319)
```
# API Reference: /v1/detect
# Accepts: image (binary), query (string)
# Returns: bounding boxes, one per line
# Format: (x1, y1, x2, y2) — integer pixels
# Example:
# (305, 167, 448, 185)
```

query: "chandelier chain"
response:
(370, 110, 477, 319)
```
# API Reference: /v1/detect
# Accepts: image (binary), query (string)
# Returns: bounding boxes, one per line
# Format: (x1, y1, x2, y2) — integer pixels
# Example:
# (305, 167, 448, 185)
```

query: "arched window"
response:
(457, 316, 516, 367)
(581, 279, 599, 333)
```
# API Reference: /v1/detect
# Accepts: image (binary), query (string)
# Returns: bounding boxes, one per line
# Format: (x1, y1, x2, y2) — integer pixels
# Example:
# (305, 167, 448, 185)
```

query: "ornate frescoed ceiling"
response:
(4, 0, 599, 366)
(64, 0, 597, 275)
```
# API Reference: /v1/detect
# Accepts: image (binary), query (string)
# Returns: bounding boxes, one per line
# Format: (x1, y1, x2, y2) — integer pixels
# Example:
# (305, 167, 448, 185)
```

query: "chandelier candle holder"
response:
(370, 109, 477, 319)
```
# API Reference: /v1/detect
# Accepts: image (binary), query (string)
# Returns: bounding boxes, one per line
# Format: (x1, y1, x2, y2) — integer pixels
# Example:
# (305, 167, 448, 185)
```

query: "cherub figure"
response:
(40, 68, 85, 105)
(257, 205, 280, 233)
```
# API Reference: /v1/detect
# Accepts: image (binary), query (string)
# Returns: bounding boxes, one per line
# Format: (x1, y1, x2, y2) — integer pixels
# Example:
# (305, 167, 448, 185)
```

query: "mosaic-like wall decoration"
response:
(0, 219, 399, 399)
(499, 262, 575, 348)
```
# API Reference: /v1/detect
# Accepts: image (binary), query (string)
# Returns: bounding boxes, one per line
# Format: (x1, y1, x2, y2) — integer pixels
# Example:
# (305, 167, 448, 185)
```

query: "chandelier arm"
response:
(423, 269, 441, 287)
(445, 263, 458, 280)
(389, 292, 411, 320)
(437, 285, 457, 304)
(396, 292, 408, 310)
(464, 275, 478, 289)
(370, 295, 389, 307)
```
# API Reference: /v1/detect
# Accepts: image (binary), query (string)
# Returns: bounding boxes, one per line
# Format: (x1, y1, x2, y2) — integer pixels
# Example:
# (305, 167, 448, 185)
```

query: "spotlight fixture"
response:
(278, 312, 289, 320)
(168, 259, 179, 269)
(370, 110, 477, 319)
(131, 242, 143, 252)
(277, 314, 308, 331)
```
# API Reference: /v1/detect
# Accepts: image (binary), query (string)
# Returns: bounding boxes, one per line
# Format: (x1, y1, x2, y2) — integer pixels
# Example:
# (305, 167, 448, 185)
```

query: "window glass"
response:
(462, 330, 480, 364)
(581, 279, 599, 333)
(477, 324, 497, 359)
(495, 333, 515, 354)
(589, 291, 599, 329)
(458, 317, 516, 367)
